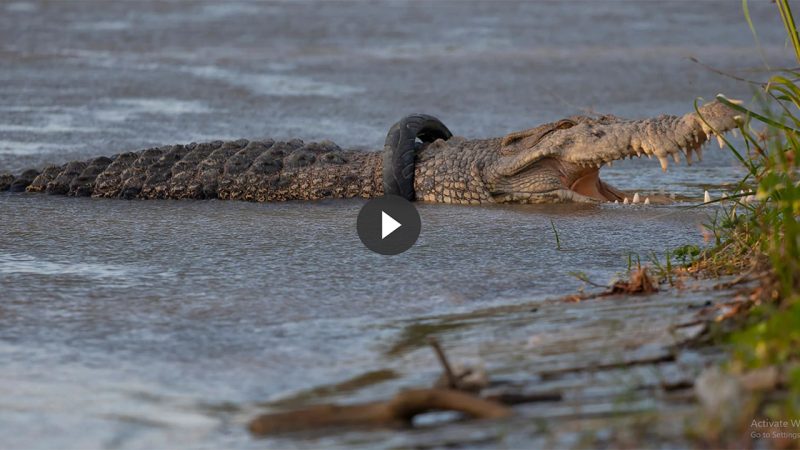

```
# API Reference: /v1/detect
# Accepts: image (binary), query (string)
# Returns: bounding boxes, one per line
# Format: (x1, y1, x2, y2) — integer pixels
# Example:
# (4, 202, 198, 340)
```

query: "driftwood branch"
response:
(428, 337, 458, 389)
(247, 339, 570, 437)
(248, 388, 513, 436)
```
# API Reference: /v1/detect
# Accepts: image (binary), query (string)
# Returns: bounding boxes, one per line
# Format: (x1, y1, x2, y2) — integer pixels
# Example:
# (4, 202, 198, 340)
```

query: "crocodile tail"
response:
(3, 138, 384, 202)
(382, 114, 452, 200)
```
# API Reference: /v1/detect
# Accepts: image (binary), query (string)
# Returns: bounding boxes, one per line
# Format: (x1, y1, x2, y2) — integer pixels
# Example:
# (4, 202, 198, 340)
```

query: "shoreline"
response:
(247, 270, 762, 447)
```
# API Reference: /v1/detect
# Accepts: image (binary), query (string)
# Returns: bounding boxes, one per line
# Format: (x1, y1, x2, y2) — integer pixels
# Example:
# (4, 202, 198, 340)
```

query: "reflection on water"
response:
(187, 66, 366, 98)
(0, 252, 137, 278)
(0, 0, 789, 448)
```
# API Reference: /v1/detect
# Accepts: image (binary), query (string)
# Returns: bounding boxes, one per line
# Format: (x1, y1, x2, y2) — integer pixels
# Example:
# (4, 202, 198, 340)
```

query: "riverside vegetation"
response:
(644, 0, 800, 446)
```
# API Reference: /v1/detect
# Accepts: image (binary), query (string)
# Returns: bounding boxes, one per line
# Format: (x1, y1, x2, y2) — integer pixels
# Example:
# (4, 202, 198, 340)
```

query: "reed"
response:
(692, 0, 800, 424)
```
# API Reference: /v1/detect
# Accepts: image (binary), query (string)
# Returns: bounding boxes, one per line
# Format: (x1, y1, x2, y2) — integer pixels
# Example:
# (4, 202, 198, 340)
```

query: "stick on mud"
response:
(428, 337, 459, 389)
(248, 388, 512, 436)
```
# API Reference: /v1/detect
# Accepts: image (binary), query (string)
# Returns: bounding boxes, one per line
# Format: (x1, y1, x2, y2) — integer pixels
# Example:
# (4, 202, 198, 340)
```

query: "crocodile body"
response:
(0, 100, 740, 204)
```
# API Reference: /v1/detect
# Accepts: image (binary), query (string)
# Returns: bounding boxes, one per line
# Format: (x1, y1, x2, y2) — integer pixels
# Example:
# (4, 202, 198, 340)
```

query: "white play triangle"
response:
(381, 211, 402, 239)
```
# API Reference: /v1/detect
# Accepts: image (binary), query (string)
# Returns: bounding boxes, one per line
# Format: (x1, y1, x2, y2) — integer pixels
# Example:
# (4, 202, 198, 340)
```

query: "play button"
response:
(381, 211, 402, 239)
(357, 195, 421, 255)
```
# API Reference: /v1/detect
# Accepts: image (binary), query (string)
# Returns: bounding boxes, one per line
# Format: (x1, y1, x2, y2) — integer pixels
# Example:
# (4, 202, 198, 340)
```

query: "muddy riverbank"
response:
(246, 275, 750, 448)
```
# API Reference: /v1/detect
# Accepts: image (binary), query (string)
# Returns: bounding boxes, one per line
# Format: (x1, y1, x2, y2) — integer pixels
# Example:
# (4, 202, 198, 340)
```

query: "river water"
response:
(0, 1, 791, 449)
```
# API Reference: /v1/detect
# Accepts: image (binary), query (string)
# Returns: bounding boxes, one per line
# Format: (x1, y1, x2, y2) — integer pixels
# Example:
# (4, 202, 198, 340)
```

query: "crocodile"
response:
(0, 100, 739, 204)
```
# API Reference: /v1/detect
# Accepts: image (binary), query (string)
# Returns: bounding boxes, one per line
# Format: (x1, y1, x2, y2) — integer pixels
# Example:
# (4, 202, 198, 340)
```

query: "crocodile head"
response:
(483, 100, 741, 203)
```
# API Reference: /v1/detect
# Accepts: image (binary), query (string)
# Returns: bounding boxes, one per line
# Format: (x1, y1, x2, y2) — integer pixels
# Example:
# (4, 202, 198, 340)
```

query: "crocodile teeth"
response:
(658, 156, 669, 172)
(695, 146, 703, 161)
(732, 129, 739, 138)
(704, 190, 711, 203)
(623, 197, 629, 204)
(716, 135, 725, 148)
(614, 199, 619, 204)
(672, 152, 681, 164)
(644, 197, 650, 205)
(632, 192, 640, 203)
(684, 149, 693, 165)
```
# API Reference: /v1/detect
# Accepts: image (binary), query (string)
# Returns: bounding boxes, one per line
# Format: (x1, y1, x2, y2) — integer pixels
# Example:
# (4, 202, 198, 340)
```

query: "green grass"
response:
(550, 218, 562, 250)
(711, 0, 800, 328)
(689, 0, 800, 432)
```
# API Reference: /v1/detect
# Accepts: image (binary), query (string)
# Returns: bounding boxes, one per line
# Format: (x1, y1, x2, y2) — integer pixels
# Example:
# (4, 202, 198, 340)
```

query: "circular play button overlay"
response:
(356, 195, 421, 255)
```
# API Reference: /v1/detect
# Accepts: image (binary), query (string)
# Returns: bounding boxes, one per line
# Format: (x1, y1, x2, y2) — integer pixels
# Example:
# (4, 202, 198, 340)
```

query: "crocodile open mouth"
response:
(569, 168, 625, 202)
(563, 124, 728, 203)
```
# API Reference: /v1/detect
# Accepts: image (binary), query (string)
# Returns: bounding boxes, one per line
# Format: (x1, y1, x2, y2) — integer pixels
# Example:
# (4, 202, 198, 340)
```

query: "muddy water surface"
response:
(0, 1, 791, 448)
